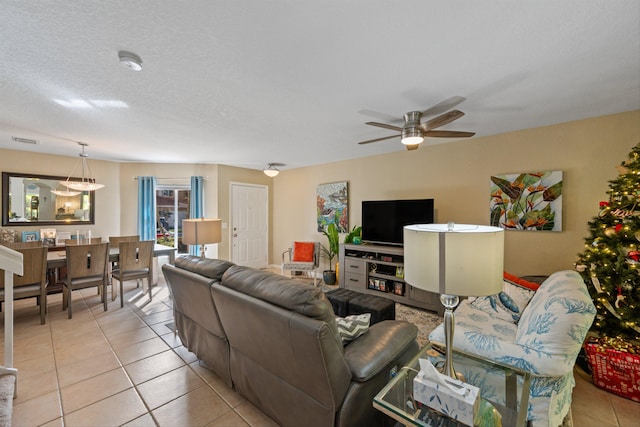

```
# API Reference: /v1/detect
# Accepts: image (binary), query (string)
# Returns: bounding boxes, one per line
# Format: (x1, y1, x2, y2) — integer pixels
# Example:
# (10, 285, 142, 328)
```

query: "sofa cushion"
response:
(221, 265, 341, 337)
(335, 313, 371, 344)
(175, 256, 235, 280)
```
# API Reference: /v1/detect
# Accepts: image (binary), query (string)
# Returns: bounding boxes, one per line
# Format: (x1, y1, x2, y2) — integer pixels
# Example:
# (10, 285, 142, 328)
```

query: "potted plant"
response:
(344, 225, 362, 245)
(321, 223, 339, 285)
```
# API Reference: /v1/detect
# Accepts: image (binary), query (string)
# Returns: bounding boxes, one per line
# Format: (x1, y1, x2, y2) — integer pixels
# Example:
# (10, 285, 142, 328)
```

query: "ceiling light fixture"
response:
(400, 112, 424, 146)
(118, 51, 143, 71)
(60, 142, 105, 192)
(51, 186, 81, 197)
(263, 163, 284, 177)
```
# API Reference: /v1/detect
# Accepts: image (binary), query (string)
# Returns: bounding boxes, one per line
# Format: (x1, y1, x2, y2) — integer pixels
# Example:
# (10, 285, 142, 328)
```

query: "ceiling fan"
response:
(357, 97, 476, 150)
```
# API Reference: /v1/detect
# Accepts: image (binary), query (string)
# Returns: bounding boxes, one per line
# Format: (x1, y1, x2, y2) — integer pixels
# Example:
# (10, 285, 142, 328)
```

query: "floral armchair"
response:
(429, 270, 596, 427)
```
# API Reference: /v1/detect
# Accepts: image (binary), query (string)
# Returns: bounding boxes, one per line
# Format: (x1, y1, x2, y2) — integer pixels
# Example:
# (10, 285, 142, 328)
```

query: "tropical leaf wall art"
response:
(490, 171, 563, 231)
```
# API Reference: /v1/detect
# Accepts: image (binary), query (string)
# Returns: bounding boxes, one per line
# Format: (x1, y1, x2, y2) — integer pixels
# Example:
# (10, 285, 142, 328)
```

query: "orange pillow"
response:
(503, 271, 541, 291)
(292, 242, 315, 262)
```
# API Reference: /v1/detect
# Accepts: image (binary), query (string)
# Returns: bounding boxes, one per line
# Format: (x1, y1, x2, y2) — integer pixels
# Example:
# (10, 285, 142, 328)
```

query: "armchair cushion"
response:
(503, 271, 541, 291)
(515, 270, 596, 362)
(292, 241, 315, 262)
(469, 279, 535, 324)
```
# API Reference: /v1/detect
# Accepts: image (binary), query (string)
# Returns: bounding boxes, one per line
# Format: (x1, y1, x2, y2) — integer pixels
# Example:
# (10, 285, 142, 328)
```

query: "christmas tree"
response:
(576, 143, 640, 343)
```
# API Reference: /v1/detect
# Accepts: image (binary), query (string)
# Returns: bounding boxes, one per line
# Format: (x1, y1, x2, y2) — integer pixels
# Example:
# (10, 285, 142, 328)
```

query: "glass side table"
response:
(373, 343, 531, 427)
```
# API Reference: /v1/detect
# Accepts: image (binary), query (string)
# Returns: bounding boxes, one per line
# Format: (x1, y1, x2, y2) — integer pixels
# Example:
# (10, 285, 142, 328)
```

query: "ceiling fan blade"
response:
(423, 110, 465, 130)
(424, 130, 476, 138)
(365, 122, 403, 132)
(405, 144, 420, 151)
(358, 134, 400, 145)
(421, 96, 466, 117)
(358, 109, 403, 124)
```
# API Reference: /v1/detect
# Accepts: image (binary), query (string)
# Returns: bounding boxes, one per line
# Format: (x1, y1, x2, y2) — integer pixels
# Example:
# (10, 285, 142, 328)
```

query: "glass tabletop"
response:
(373, 342, 531, 427)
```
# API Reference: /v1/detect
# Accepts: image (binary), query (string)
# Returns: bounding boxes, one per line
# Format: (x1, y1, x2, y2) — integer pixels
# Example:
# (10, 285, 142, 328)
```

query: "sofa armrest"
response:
(343, 320, 417, 382)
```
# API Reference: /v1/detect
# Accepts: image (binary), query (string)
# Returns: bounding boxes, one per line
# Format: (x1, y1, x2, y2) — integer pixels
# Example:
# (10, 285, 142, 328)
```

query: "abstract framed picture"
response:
(490, 170, 563, 231)
(317, 181, 348, 232)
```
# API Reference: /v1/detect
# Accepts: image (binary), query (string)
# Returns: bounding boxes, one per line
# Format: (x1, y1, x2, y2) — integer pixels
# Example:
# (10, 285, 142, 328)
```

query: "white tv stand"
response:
(338, 243, 444, 315)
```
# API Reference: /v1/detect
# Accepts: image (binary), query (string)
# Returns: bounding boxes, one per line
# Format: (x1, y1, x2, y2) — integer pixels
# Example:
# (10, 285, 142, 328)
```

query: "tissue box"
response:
(413, 374, 480, 426)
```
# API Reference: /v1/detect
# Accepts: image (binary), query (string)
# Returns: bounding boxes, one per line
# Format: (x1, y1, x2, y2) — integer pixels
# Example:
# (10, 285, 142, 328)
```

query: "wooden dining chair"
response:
(63, 242, 110, 319)
(108, 235, 141, 297)
(111, 240, 154, 308)
(0, 244, 48, 324)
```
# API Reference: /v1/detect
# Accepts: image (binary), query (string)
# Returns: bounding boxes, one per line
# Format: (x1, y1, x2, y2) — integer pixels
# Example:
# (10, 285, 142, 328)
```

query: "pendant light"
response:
(60, 142, 105, 192)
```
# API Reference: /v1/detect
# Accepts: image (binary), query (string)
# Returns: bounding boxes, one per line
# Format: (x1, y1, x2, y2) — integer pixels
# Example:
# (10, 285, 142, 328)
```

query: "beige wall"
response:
(1, 110, 638, 273)
(272, 111, 640, 276)
(0, 148, 121, 239)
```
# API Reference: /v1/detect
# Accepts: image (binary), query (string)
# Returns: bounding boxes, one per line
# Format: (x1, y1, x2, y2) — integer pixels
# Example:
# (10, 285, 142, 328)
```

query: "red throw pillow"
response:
(292, 242, 315, 262)
(503, 271, 541, 291)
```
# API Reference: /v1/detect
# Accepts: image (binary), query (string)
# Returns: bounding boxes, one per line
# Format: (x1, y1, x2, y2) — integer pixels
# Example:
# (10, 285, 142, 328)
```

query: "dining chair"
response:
(108, 235, 141, 297)
(63, 242, 110, 319)
(111, 240, 154, 308)
(0, 244, 48, 324)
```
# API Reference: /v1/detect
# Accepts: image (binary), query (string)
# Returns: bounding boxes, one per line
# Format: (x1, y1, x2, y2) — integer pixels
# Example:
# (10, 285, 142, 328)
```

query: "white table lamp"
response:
(182, 218, 222, 258)
(404, 222, 504, 379)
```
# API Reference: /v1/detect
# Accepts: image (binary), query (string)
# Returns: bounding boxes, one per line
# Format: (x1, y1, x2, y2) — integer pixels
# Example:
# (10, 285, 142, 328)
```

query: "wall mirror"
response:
(2, 172, 95, 226)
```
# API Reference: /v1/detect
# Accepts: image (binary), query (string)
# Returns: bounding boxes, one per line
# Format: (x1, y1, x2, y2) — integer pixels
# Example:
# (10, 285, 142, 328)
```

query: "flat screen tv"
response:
(361, 199, 434, 246)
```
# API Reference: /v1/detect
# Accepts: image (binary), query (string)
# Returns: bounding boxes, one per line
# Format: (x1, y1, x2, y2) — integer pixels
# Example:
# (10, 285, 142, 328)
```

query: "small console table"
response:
(338, 243, 444, 315)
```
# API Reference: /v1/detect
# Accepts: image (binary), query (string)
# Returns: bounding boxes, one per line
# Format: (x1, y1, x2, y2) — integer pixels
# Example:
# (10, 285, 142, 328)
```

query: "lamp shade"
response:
(182, 218, 222, 246)
(403, 223, 504, 297)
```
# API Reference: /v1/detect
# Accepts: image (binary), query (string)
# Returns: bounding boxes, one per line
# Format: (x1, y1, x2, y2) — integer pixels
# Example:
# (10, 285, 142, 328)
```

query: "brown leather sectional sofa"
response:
(162, 256, 419, 427)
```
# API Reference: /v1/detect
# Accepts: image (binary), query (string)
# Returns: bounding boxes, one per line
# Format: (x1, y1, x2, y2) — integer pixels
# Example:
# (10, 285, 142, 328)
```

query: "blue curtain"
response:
(189, 176, 204, 256)
(137, 176, 157, 241)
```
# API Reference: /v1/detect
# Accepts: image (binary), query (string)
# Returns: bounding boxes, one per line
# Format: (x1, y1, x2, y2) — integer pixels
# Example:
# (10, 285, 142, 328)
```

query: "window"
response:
(156, 186, 190, 253)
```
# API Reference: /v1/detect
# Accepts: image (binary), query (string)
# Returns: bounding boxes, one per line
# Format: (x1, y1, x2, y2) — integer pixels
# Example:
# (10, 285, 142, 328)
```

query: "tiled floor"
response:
(1, 269, 278, 427)
(1, 265, 639, 426)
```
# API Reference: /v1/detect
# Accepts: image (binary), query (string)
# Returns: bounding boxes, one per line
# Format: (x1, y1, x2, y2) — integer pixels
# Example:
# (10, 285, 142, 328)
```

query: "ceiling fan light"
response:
(401, 128, 424, 145)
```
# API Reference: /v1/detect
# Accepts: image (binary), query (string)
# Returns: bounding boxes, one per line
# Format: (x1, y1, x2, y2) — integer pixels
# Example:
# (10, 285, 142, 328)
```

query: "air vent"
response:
(12, 136, 39, 145)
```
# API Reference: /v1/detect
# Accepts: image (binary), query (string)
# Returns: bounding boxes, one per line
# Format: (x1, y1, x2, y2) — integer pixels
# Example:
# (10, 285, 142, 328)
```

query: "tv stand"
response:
(338, 243, 444, 315)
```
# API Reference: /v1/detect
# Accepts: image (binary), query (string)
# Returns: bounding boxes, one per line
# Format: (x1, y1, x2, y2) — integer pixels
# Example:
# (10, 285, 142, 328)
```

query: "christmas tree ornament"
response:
(604, 227, 616, 237)
(615, 287, 625, 308)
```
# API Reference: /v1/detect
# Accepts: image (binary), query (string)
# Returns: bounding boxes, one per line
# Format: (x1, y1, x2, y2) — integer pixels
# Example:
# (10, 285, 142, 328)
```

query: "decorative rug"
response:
(395, 303, 442, 347)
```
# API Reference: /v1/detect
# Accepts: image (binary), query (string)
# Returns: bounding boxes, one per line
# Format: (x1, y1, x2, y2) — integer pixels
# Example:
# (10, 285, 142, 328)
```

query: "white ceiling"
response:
(0, 1, 638, 172)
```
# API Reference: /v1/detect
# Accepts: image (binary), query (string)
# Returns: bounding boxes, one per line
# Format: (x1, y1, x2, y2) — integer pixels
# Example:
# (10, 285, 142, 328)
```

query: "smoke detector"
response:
(118, 51, 143, 71)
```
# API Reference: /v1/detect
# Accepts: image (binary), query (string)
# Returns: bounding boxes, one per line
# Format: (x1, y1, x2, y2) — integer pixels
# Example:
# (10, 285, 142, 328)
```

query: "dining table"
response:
(46, 243, 177, 268)
(46, 243, 177, 299)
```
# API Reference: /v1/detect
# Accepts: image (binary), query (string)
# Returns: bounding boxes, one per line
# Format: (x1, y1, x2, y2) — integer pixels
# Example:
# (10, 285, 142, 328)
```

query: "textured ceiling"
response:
(0, 1, 638, 172)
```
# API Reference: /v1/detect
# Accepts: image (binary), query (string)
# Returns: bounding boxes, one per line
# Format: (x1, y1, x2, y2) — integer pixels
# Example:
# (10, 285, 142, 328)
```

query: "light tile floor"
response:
(1, 267, 638, 426)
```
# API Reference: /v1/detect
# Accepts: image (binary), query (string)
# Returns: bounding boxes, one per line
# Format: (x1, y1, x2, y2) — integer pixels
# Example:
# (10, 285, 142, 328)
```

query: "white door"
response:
(231, 183, 268, 268)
